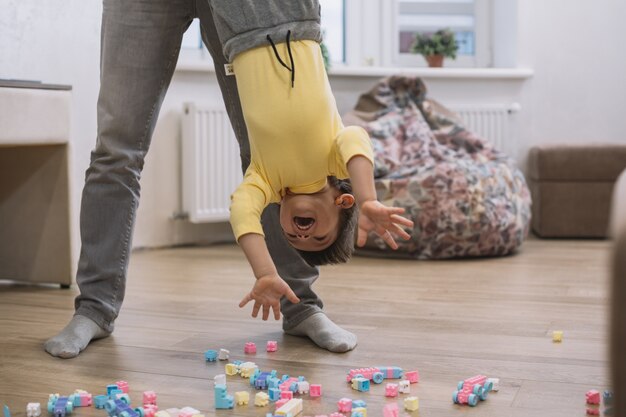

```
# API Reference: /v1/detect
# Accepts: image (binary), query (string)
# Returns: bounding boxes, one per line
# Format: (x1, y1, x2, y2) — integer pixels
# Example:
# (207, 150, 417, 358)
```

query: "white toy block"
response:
(26, 403, 41, 417)
(218, 349, 230, 360)
(214, 374, 226, 386)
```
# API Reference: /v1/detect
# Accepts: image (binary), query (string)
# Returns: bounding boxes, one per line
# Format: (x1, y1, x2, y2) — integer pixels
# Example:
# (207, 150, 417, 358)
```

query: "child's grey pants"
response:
(74, 0, 323, 333)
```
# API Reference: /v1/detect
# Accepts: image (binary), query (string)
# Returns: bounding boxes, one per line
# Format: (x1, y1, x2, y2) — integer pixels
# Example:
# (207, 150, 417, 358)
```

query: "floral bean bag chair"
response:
(343, 76, 531, 259)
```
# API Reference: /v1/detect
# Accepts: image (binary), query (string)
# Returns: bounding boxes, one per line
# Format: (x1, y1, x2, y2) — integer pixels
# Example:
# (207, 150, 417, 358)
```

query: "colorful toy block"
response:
(486, 378, 499, 392)
(274, 399, 289, 409)
(404, 370, 419, 384)
(214, 385, 234, 409)
(218, 349, 230, 361)
(279, 377, 300, 392)
(48, 396, 74, 417)
(27, 403, 41, 417)
(452, 375, 493, 407)
(586, 390, 601, 405)
(225, 363, 239, 376)
(104, 399, 138, 417)
(269, 388, 281, 402)
(275, 399, 303, 416)
(4, 406, 10, 417)
(297, 381, 310, 394)
(115, 381, 129, 394)
(351, 377, 370, 392)
(382, 403, 398, 417)
(142, 391, 157, 407)
(346, 368, 384, 384)
(254, 372, 272, 390)
(281, 391, 294, 400)
(267, 341, 278, 352)
(268, 377, 281, 389)
(239, 362, 258, 378)
(352, 407, 366, 417)
(398, 380, 410, 394)
(204, 350, 217, 362)
(178, 407, 199, 417)
(106, 386, 119, 397)
(94, 396, 109, 409)
(309, 384, 321, 397)
(234, 392, 250, 406)
(404, 396, 419, 411)
(143, 405, 158, 417)
(72, 391, 92, 407)
(351, 400, 366, 408)
(244, 342, 257, 354)
(255, 392, 270, 407)
(385, 383, 399, 397)
(213, 374, 226, 386)
(552, 330, 563, 343)
(115, 394, 130, 405)
(337, 398, 352, 413)
(378, 366, 404, 379)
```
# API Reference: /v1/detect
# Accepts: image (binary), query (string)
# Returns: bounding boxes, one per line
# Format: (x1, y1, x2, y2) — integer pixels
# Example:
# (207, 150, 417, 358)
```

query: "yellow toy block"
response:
(225, 363, 239, 376)
(404, 396, 419, 411)
(234, 391, 249, 406)
(552, 330, 563, 343)
(254, 392, 269, 407)
(353, 407, 366, 417)
(275, 399, 303, 416)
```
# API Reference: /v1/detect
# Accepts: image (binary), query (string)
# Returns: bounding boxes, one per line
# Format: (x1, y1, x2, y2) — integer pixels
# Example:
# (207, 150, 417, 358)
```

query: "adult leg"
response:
(196, 0, 356, 352)
(44, 0, 194, 358)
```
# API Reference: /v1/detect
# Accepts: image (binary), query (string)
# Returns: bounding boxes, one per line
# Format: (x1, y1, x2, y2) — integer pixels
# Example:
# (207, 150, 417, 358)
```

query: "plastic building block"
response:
(309, 384, 321, 397)
(4, 406, 10, 417)
(337, 398, 352, 413)
(452, 375, 493, 407)
(378, 366, 404, 380)
(244, 342, 257, 354)
(108, 389, 123, 400)
(586, 408, 600, 415)
(398, 380, 410, 394)
(218, 349, 230, 361)
(346, 368, 384, 384)
(267, 341, 278, 352)
(94, 396, 109, 409)
(329, 414, 344, 417)
(164, 408, 180, 417)
(385, 383, 399, 397)
(115, 394, 130, 405)
(382, 403, 398, 417)
(552, 330, 563, 343)
(72, 392, 92, 407)
(351, 412, 363, 417)
(404, 371, 419, 384)
(48, 396, 74, 417)
(269, 388, 281, 402)
(255, 372, 272, 390)
(255, 392, 270, 407)
(351, 400, 366, 408)
(143, 405, 158, 417)
(274, 399, 288, 409)
(281, 391, 293, 400)
(115, 381, 129, 394)
(104, 399, 138, 417)
(275, 399, 303, 416)
(178, 407, 199, 417)
(225, 363, 239, 376)
(603, 390, 614, 406)
(279, 377, 299, 392)
(214, 385, 234, 409)
(204, 350, 217, 362)
(404, 396, 419, 411)
(297, 381, 310, 395)
(351, 377, 370, 392)
(586, 390, 601, 405)
(27, 403, 41, 417)
(486, 378, 499, 392)
(268, 377, 281, 390)
(352, 408, 366, 417)
(239, 362, 258, 378)
(234, 392, 250, 406)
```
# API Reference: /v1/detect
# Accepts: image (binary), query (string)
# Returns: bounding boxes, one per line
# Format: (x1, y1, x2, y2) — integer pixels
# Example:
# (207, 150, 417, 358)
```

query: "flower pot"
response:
(425, 54, 444, 68)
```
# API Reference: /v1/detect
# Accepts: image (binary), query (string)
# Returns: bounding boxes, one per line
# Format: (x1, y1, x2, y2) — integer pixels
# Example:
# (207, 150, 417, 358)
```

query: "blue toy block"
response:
(289, 382, 298, 392)
(108, 389, 123, 400)
(280, 375, 290, 383)
(94, 396, 108, 409)
(357, 379, 370, 392)
(298, 376, 305, 381)
(214, 384, 234, 409)
(268, 388, 281, 402)
(352, 400, 366, 408)
(204, 349, 218, 362)
(270, 370, 278, 378)
(106, 385, 119, 396)
(104, 399, 138, 417)
(52, 397, 73, 417)
(232, 360, 243, 366)
(351, 412, 363, 417)
(267, 377, 280, 389)
(255, 372, 271, 390)
(4, 405, 10, 417)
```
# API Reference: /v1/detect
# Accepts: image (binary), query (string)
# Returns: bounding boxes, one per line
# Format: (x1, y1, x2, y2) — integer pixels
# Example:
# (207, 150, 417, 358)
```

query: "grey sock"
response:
(285, 312, 357, 353)
(44, 315, 110, 359)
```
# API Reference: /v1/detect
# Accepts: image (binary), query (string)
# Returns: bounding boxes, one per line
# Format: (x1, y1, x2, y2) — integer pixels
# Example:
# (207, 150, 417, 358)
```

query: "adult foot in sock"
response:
(44, 315, 110, 359)
(285, 312, 357, 353)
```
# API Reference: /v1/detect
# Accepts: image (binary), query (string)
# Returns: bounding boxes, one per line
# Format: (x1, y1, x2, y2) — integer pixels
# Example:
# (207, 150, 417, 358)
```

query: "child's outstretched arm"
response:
(347, 155, 415, 249)
(237, 233, 300, 320)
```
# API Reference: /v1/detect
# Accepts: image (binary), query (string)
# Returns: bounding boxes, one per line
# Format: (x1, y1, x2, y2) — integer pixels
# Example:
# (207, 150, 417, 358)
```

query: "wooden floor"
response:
(0, 239, 612, 417)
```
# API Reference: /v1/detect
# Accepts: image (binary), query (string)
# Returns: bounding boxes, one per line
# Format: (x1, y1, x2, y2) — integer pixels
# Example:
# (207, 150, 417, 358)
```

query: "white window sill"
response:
(175, 59, 533, 80)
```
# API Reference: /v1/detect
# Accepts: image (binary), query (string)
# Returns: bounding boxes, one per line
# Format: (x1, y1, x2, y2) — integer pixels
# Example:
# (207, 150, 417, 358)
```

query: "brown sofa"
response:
(611, 169, 626, 416)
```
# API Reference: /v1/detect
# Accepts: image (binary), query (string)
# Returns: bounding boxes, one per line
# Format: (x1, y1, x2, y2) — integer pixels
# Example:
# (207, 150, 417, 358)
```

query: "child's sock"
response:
(44, 315, 110, 358)
(285, 312, 357, 353)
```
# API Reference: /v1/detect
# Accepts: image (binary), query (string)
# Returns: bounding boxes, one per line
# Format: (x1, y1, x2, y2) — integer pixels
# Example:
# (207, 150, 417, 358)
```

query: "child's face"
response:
(279, 185, 354, 252)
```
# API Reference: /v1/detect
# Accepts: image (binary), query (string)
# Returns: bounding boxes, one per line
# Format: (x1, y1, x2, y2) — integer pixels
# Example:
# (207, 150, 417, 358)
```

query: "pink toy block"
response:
(279, 378, 299, 392)
(453, 375, 492, 406)
(337, 398, 352, 413)
(280, 391, 293, 400)
(115, 381, 129, 394)
(74, 392, 92, 407)
(143, 405, 158, 417)
(385, 383, 399, 397)
(586, 408, 600, 415)
(244, 342, 257, 354)
(309, 384, 322, 397)
(329, 414, 344, 417)
(274, 399, 289, 409)
(267, 341, 278, 352)
(405, 370, 419, 384)
(586, 390, 600, 405)
(383, 403, 399, 417)
(143, 391, 157, 406)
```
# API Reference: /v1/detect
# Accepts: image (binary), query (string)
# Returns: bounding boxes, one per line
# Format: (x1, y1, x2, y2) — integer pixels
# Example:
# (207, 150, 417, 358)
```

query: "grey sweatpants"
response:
(74, 0, 323, 333)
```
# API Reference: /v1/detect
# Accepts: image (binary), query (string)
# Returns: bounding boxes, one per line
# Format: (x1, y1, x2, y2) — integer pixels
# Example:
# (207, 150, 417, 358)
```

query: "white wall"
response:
(2, 0, 626, 254)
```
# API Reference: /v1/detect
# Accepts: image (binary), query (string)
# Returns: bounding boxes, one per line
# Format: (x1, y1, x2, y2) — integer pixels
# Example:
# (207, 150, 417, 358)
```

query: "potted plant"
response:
(411, 29, 459, 68)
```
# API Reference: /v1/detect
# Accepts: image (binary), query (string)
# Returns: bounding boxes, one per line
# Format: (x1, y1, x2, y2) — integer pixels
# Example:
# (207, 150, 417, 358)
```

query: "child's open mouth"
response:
(293, 216, 315, 231)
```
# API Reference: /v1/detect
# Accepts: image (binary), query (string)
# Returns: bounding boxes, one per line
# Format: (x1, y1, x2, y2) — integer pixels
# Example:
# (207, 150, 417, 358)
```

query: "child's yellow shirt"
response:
(230, 40, 373, 241)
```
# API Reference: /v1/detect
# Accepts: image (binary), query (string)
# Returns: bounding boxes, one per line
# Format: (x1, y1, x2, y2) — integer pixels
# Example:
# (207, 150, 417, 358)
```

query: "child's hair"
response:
(296, 176, 358, 266)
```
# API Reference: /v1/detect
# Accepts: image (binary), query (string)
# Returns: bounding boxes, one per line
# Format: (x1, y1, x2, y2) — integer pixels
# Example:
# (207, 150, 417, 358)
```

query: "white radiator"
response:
(448, 103, 520, 150)
(182, 103, 242, 223)
(181, 102, 520, 223)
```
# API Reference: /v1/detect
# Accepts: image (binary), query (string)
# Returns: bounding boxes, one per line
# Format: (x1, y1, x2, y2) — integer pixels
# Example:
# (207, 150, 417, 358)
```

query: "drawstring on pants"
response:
(267, 30, 295, 88)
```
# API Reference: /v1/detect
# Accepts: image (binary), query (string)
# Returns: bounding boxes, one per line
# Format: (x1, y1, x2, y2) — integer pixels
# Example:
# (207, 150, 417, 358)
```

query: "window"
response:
(320, 0, 346, 65)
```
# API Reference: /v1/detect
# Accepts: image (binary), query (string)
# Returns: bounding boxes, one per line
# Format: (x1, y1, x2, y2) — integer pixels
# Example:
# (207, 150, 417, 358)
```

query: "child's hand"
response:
(357, 200, 414, 249)
(239, 274, 300, 320)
